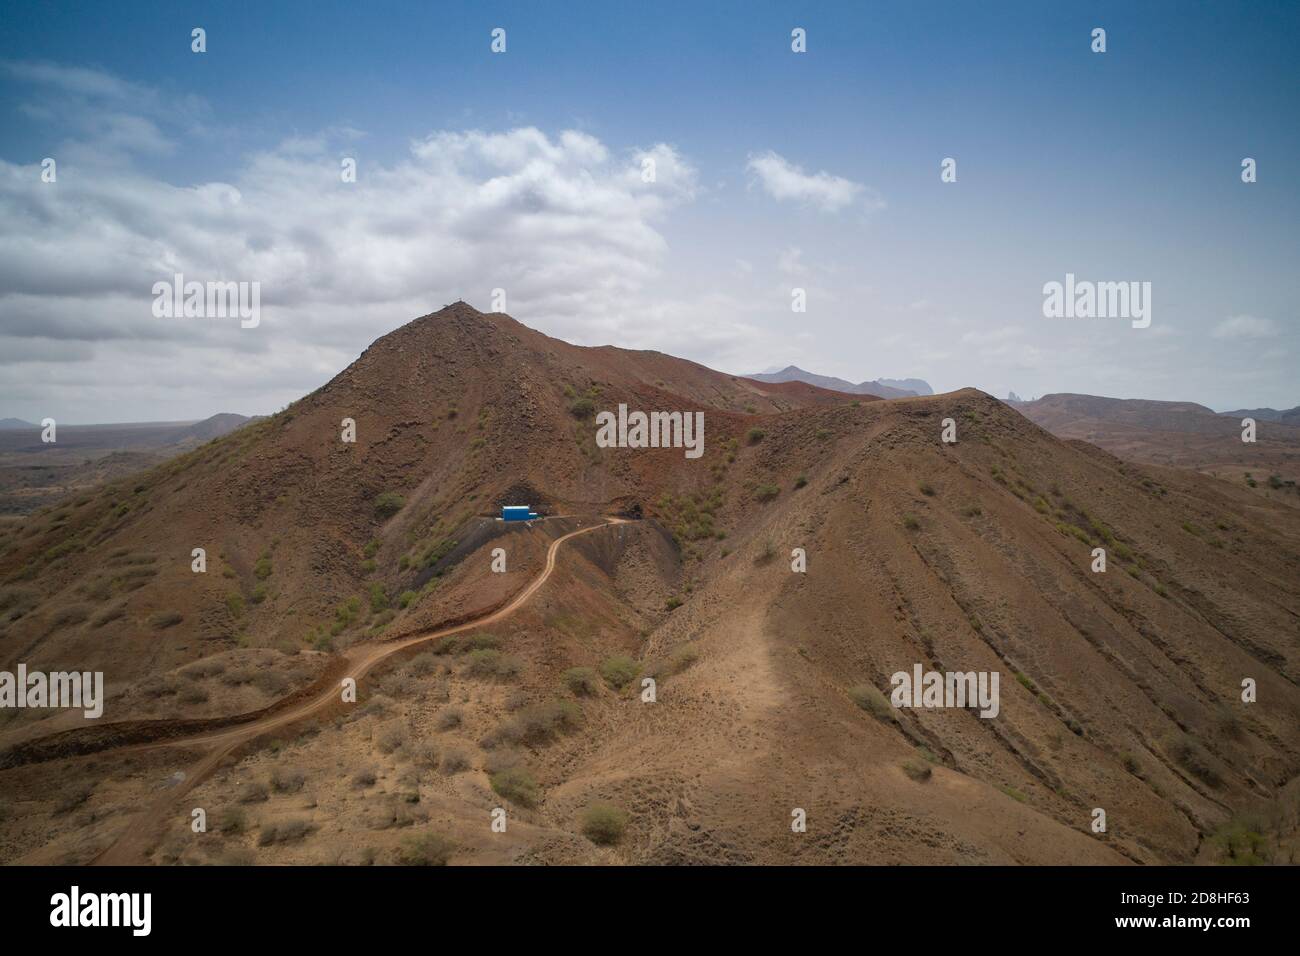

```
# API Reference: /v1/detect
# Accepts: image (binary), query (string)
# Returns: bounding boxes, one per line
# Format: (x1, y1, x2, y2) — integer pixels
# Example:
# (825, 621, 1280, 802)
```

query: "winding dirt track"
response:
(90, 517, 620, 865)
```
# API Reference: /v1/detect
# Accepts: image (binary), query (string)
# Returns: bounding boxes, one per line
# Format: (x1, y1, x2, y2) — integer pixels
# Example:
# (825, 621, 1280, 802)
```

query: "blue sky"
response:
(1, 0, 1296, 421)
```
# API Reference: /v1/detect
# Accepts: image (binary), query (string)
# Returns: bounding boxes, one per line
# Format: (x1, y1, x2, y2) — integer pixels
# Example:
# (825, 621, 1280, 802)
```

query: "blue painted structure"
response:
(502, 505, 538, 521)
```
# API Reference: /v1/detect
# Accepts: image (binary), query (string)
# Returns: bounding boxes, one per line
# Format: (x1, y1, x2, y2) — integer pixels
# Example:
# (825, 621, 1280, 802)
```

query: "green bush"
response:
(374, 492, 406, 519)
(489, 766, 540, 807)
(849, 684, 894, 722)
(397, 832, 455, 866)
(599, 655, 640, 689)
(901, 759, 932, 782)
(569, 397, 596, 419)
(581, 802, 629, 845)
(746, 427, 765, 444)
(561, 666, 600, 697)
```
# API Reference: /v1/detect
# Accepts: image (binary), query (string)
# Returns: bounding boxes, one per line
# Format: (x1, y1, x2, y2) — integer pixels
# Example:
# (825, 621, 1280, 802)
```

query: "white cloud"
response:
(1211, 314, 1280, 339)
(745, 150, 876, 213)
(0, 65, 706, 420)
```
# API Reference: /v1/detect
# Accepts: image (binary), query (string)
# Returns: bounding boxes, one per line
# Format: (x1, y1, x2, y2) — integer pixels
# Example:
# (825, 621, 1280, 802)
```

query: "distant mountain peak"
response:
(746, 366, 932, 399)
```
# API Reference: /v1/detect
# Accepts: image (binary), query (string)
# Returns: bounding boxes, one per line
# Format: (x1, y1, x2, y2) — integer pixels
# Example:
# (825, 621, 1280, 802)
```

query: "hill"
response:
(1010, 393, 1300, 494)
(0, 304, 1296, 866)
(748, 365, 931, 399)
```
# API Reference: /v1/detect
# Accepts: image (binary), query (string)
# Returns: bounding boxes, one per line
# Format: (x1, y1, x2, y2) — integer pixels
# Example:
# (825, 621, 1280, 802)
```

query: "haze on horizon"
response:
(1, 0, 1296, 423)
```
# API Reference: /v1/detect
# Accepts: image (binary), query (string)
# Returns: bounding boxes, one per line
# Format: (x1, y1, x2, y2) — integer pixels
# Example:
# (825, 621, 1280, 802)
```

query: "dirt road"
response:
(91, 516, 620, 865)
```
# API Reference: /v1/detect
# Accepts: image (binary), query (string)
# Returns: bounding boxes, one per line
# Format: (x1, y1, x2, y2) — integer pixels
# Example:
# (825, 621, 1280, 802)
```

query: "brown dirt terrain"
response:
(0, 304, 1296, 866)
(1013, 393, 1300, 500)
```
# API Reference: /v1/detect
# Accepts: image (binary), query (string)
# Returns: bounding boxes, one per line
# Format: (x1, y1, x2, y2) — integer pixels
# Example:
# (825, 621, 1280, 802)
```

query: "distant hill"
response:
(163, 413, 255, 446)
(747, 365, 931, 399)
(0, 418, 37, 430)
(1220, 406, 1300, 426)
(1008, 392, 1300, 479)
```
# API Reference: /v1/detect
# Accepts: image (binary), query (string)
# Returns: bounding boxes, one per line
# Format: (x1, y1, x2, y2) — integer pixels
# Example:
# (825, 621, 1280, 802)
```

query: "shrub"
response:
(489, 766, 540, 807)
(399, 590, 418, 609)
(435, 707, 463, 731)
(754, 483, 779, 503)
(849, 684, 894, 722)
(253, 670, 289, 696)
(369, 582, 389, 613)
(377, 725, 407, 755)
(569, 397, 596, 419)
(919, 482, 935, 497)
(237, 781, 269, 804)
(1167, 733, 1222, 788)
(352, 767, 378, 788)
(902, 515, 920, 531)
(793, 474, 807, 489)
(374, 492, 406, 519)
(664, 596, 682, 611)
(498, 699, 581, 746)
(581, 802, 629, 845)
(902, 759, 932, 782)
(218, 807, 247, 834)
(150, 610, 183, 629)
(271, 767, 306, 793)
(439, 749, 470, 775)
(397, 832, 455, 866)
(408, 652, 439, 677)
(464, 648, 522, 680)
(599, 655, 640, 689)
(746, 428, 765, 444)
(178, 685, 209, 705)
(257, 818, 313, 846)
(253, 556, 272, 580)
(561, 666, 600, 697)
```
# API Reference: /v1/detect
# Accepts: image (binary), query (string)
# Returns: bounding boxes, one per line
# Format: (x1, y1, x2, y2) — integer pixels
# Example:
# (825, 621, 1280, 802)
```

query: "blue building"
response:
(501, 505, 538, 521)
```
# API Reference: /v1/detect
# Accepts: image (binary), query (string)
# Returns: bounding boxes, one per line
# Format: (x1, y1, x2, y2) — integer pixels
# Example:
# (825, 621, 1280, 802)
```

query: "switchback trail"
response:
(89, 516, 621, 865)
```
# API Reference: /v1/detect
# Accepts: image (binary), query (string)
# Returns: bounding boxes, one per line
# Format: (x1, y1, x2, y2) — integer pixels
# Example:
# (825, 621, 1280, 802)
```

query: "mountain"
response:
(162, 413, 255, 446)
(1220, 406, 1300, 427)
(748, 365, 931, 399)
(0, 419, 37, 430)
(1, 303, 1297, 866)
(878, 378, 934, 396)
(1010, 393, 1300, 484)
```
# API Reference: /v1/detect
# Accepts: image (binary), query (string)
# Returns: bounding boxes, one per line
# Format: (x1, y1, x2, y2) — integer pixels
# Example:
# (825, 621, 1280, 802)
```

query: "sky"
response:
(0, 0, 1296, 422)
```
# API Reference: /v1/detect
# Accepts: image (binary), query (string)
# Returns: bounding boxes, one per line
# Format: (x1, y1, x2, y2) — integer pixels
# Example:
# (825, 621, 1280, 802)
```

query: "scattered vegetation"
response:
(562, 666, 600, 696)
(599, 655, 640, 690)
(581, 802, 630, 845)
(489, 765, 540, 808)
(374, 492, 406, 519)
(849, 684, 894, 722)
(396, 832, 455, 866)
(901, 759, 932, 782)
